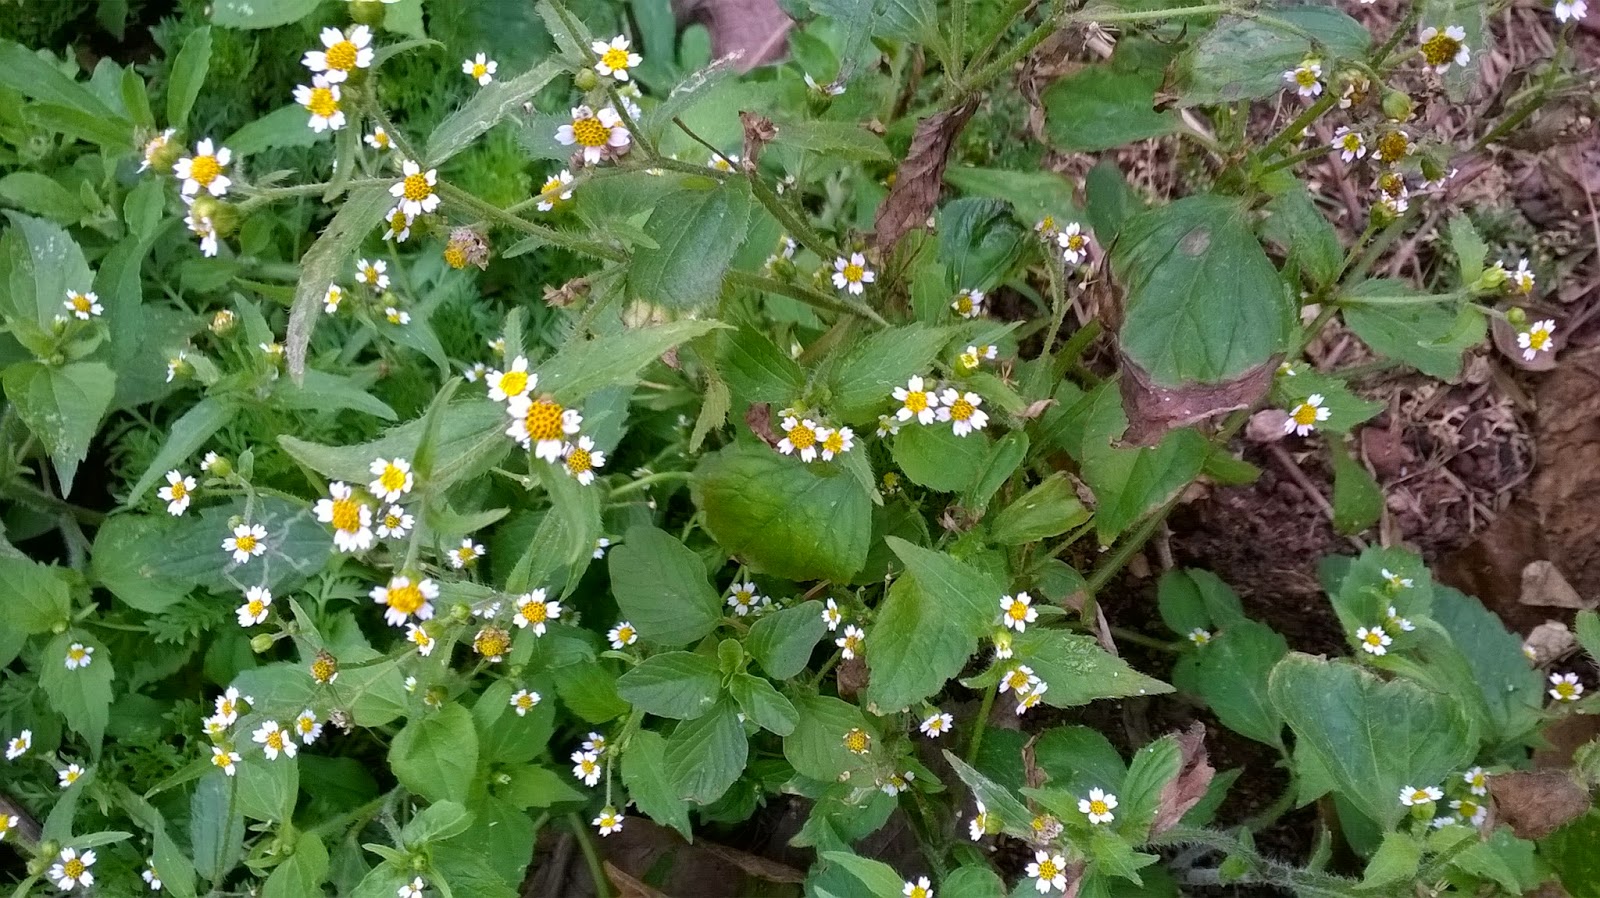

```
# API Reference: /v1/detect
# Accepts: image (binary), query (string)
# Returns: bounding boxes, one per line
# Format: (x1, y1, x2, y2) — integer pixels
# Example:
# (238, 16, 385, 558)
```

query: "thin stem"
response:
(963, 683, 998, 763)
(567, 813, 612, 898)
(959, 15, 1058, 95)
(1259, 144, 1330, 176)
(436, 183, 628, 263)
(745, 170, 836, 263)
(1257, 93, 1339, 164)
(1108, 626, 1179, 654)
(1083, 2, 1231, 23)
(726, 271, 888, 326)
(966, 0, 1034, 77)
(4, 480, 106, 525)
(672, 116, 734, 167)
(1337, 290, 1465, 307)
(607, 470, 694, 499)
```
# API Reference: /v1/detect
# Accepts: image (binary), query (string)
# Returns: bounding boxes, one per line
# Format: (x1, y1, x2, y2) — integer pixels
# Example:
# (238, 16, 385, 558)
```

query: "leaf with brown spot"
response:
(871, 97, 979, 253)
(836, 656, 869, 700)
(1120, 352, 1275, 447)
(1489, 770, 1592, 839)
(1018, 398, 1057, 420)
(1150, 723, 1216, 836)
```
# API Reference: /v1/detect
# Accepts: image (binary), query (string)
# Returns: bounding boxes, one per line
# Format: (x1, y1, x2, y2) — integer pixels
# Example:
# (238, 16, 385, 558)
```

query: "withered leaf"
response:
(673, 0, 792, 71)
(697, 842, 806, 883)
(739, 111, 777, 167)
(1150, 723, 1216, 836)
(872, 97, 979, 253)
(606, 861, 674, 898)
(1120, 352, 1275, 447)
(1489, 770, 1591, 839)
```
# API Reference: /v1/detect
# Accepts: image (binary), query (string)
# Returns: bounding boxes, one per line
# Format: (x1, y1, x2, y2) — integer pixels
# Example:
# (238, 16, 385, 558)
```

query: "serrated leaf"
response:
(1193, 620, 1288, 749)
(617, 651, 723, 719)
(425, 60, 562, 164)
(125, 398, 236, 505)
(988, 474, 1091, 545)
(210, 0, 321, 28)
(820, 852, 905, 898)
(728, 674, 798, 735)
(537, 320, 722, 404)
(1341, 282, 1482, 379)
(746, 600, 828, 680)
(261, 832, 327, 898)
(663, 698, 747, 804)
(1330, 437, 1382, 535)
(621, 730, 693, 840)
(784, 694, 875, 782)
(627, 183, 754, 310)
(1174, 7, 1371, 106)
(776, 120, 891, 160)
(40, 631, 113, 747)
(285, 185, 392, 378)
(1012, 629, 1172, 707)
(389, 703, 479, 804)
(0, 556, 73, 634)
(167, 26, 211, 126)
(891, 423, 989, 493)
(1043, 49, 1178, 152)
(608, 526, 722, 647)
(2, 361, 115, 495)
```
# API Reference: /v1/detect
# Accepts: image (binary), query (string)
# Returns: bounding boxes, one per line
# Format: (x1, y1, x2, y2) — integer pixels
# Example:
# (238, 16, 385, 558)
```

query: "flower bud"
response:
(575, 68, 600, 92)
(210, 309, 238, 335)
(1381, 89, 1414, 122)
(450, 603, 472, 623)
(1475, 263, 1509, 293)
(1507, 306, 1528, 327)
(251, 633, 276, 653)
(348, 0, 388, 27)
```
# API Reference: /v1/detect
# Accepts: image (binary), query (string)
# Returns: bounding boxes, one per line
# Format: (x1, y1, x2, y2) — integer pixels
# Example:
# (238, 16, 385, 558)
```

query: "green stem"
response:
(436, 183, 628, 263)
(965, 0, 1034, 76)
(959, 14, 1058, 96)
(1337, 290, 1465, 307)
(1259, 144, 1330, 176)
(607, 470, 694, 498)
(745, 170, 836, 263)
(4, 480, 106, 525)
(726, 271, 888, 326)
(1081, 2, 1231, 22)
(1257, 92, 1339, 164)
(964, 683, 998, 763)
(567, 813, 612, 898)
(1108, 626, 1179, 654)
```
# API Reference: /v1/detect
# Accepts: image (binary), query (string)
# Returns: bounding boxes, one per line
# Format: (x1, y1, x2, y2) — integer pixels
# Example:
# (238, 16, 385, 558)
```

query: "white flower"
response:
(876, 414, 901, 438)
(1188, 628, 1212, 646)
(893, 375, 941, 425)
(804, 72, 845, 96)
(384, 306, 410, 326)
(998, 665, 1039, 695)
(538, 170, 574, 212)
(157, 469, 196, 515)
(607, 621, 638, 649)
(450, 538, 485, 570)
(1380, 568, 1415, 590)
(1510, 258, 1537, 295)
(968, 800, 990, 840)
(816, 425, 855, 461)
(365, 127, 392, 151)
(572, 750, 603, 786)
(236, 586, 273, 627)
(1356, 625, 1391, 656)
(142, 861, 162, 891)
(1451, 797, 1488, 827)
(1556, 0, 1588, 21)
(398, 877, 426, 898)
(902, 876, 932, 898)
(1398, 784, 1443, 806)
(1518, 319, 1555, 361)
(836, 624, 865, 660)
(59, 763, 86, 788)
(504, 395, 582, 461)
(253, 720, 297, 760)
(390, 160, 440, 217)
(368, 457, 415, 502)
(512, 589, 563, 636)
(64, 642, 95, 670)
(707, 153, 741, 173)
(919, 711, 953, 738)
(778, 417, 822, 462)
(727, 582, 765, 616)
(63, 290, 102, 320)
(376, 505, 413, 539)
(1549, 671, 1584, 702)
(223, 523, 268, 564)
(1284, 393, 1331, 436)
(831, 253, 876, 295)
(210, 745, 241, 775)
(139, 128, 175, 172)
(173, 138, 232, 197)
(1027, 850, 1069, 894)
(584, 732, 609, 754)
(213, 687, 249, 725)
(1385, 605, 1415, 632)
(49, 847, 96, 891)
(555, 105, 630, 165)
(356, 257, 389, 292)
(1331, 126, 1366, 162)
(1079, 787, 1118, 824)
(5, 729, 31, 761)
(510, 689, 542, 716)
(1419, 25, 1471, 73)
(1463, 767, 1488, 796)
(302, 25, 374, 83)
(406, 623, 435, 656)
(323, 284, 345, 314)
(314, 481, 374, 553)
(201, 451, 223, 473)
(592, 35, 643, 81)
(294, 75, 345, 132)
(936, 389, 988, 436)
(951, 288, 985, 318)
(371, 575, 439, 627)
(563, 436, 607, 485)
(1056, 223, 1092, 264)
(1016, 681, 1049, 714)
(1000, 592, 1037, 633)
(462, 52, 497, 86)
(821, 598, 843, 631)
(295, 709, 323, 744)
(383, 206, 415, 242)
(1285, 58, 1322, 97)
(593, 806, 624, 836)
(185, 208, 219, 256)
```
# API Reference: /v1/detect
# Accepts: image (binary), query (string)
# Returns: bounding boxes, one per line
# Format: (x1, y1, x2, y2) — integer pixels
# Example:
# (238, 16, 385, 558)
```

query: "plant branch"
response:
(567, 812, 612, 898)
(726, 271, 888, 326)
(436, 183, 628, 263)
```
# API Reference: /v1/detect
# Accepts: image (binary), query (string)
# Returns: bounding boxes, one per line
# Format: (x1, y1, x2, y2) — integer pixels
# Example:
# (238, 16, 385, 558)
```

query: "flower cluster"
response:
(485, 355, 609, 484)
(889, 376, 989, 437)
(776, 409, 855, 463)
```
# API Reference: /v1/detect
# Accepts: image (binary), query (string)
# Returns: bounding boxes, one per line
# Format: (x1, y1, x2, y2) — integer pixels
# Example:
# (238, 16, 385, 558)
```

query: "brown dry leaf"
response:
(739, 111, 778, 168)
(1358, 420, 1415, 478)
(745, 403, 777, 447)
(696, 843, 806, 884)
(1491, 316, 1560, 372)
(1245, 408, 1290, 444)
(1150, 723, 1216, 836)
(1524, 621, 1577, 666)
(871, 97, 979, 253)
(672, 0, 792, 71)
(1022, 734, 1048, 790)
(1119, 354, 1276, 447)
(606, 861, 674, 898)
(836, 656, 870, 699)
(1488, 770, 1592, 839)
(1018, 398, 1058, 420)
(1521, 560, 1591, 609)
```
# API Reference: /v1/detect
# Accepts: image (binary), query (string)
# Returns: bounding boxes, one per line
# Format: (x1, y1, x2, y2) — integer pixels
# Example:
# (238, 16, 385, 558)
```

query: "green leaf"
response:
(1268, 654, 1473, 828)
(401, 801, 475, 845)
(275, 370, 397, 421)
(1085, 161, 1143, 242)
(940, 865, 1007, 898)
(166, 26, 211, 126)
(865, 539, 1004, 712)
(1087, 829, 1158, 885)
(40, 631, 113, 747)
(1043, 44, 1178, 152)
(1270, 366, 1383, 435)
(776, 120, 891, 160)
(1449, 828, 1541, 894)
(1361, 831, 1422, 890)
(151, 823, 198, 898)
(988, 474, 1091, 545)
(125, 398, 236, 505)
(280, 399, 506, 493)
(552, 662, 629, 723)
(1445, 215, 1487, 285)
(891, 424, 988, 493)
(621, 730, 693, 839)
(943, 751, 1034, 840)
(0, 556, 72, 633)
(1430, 586, 1543, 747)
(1156, 568, 1248, 634)
(663, 698, 747, 804)
(1538, 811, 1600, 896)
(1192, 621, 1288, 748)
(1112, 195, 1293, 385)
(224, 104, 331, 157)
(745, 600, 828, 680)
(965, 431, 1029, 513)
(938, 198, 1025, 292)
(262, 832, 328, 898)
(1174, 7, 1371, 106)
(785, 694, 875, 782)
(1031, 726, 1127, 798)
(608, 525, 723, 648)
(820, 851, 905, 898)
(27, 103, 133, 149)
(2, 361, 115, 495)
(1420, 0, 1485, 102)
(389, 703, 480, 804)
(1330, 438, 1382, 535)
(943, 166, 1079, 226)
(1086, 428, 1209, 541)
(718, 323, 806, 405)
(501, 766, 585, 810)
(1012, 629, 1172, 708)
(190, 773, 245, 883)
(693, 445, 871, 581)
(0, 172, 85, 223)
(210, 0, 321, 28)
(1578, 610, 1600, 661)
(0, 41, 117, 118)
(627, 183, 754, 310)
(538, 320, 722, 404)
(1261, 187, 1342, 289)
(617, 651, 723, 719)
(830, 323, 954, 424)
(728, 673, 799, 735)
(3, 210, 93, 330)
(1340, 282, 1483, 380)
(285, 185, 393, 379)
(804, 0, 936, 78)
(235, 756, 297, 822)
(425, 60, 562, 163)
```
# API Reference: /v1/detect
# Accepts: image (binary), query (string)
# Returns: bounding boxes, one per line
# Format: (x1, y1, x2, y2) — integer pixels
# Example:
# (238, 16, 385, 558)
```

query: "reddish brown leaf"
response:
(745, 403, 777, 447)
(673, 0, 792, 71)
(606, 861, 674, 898)
(1120, 353, 1276, 447)
(1489, 770, 1591, 839)
(739, 111, 777, 168)
(836, 656, 870, 699)
(872, 97, 979, 253)
(1150, 723, 1216, 836)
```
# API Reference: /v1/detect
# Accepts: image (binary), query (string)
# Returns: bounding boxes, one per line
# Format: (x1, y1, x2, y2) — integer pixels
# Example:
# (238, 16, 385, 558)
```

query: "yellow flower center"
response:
(1037, 860, 1059, 879)
(616, 626, 634, 642)
(471, 63, 488, 79)
(844, 728, 869, 753)
(169, 480, 188, 500)
(903, 392, 928, 413)
(189, 155, 220, 185)
(402, 173, 432, 202)
(515, 695, 534, 710)
(566, 445, 593, 476)
(266, 730, 285, 750)
(1378, 172, 1405, 198)
(1421, 33, 1460, 67)
(541, 178, 567, 203)
(1528, 328, 1551, 350)
(1556, 682, 1576, 698)
(410, 629, 431, 647)
(69, 647, 87, 662)
(954, 297, 973, 315)
(325, 40, 358, 71)
(476, 628, 510, 658)
(372, 131, 390, 148)
(822, 431, 845, 454)
(1363, 631, 1383, 646)
(1005, 671, 1030, 690)
(843, 634, 861, 652)
(298, 718, 314, 734)
(64, 770, 80, 783)
(524, 400, 567, 442)
(1295, 68, 1317, 88)
(949, 398, 975, 421)
(247, 600, 266, 617)
(581, 759, 598, 774)
(1039, 216, 1055, 231)
(602, 47, 631, 70)
(456, 546, 477, 563)
(64, 859, 85, 879)
(71, 295, 91, 312)
(520, 600, 548, 624)
(387, 582, 425, 615)
(1459, 800, 1480, 816)
(331, 497, 362, 532)
(212, 752, 232, 769)
(308, 87, 338, 118)
(379, 465, 408, 493)
(443, 244, 468, 269)
(1376, 132, 1409, 163)
(1292, 404, 1319, 426)
(1340, 135, 1361, 151)
(1065, 234, 1086, 251)
(1411, 790, 1431, 802)
(1007, 603, 1029, 621)
(1089, 799, 1109, 816)
(787, 423, 817, 450)
(389, 210, 409, 231)
(571, 116, 610, 148)
(384, 512, 403, 529)
(842, 263, 865, 283)
(311, 657, 337, 682)
(910, 888, 929, 898)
